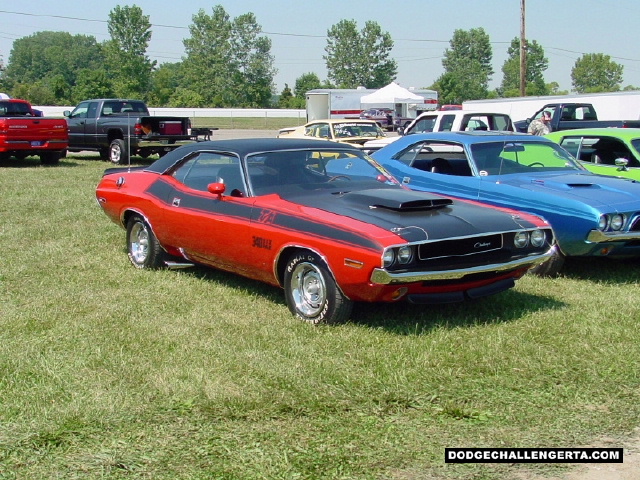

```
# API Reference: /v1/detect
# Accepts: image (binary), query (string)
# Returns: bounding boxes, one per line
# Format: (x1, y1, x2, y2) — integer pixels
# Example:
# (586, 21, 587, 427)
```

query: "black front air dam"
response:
(406, 278, 516, 304)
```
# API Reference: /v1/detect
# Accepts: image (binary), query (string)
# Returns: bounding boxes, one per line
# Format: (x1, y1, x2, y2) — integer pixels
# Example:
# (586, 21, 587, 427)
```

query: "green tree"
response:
(324, 20, 397, 88)
(148, 62, 185, 107)
(182, 6, 275, 107)
(72, 68, 115, 103)
(3, 31, 105, 104)
(294, 72, 333, 99)
(433, 28, 493, 103)
(231, 15, 276, 107)
(499, 38, 549, 97)
(278, 83, 296, 108)
(571, 53, 624, 93)
(105, 5, 156, 100)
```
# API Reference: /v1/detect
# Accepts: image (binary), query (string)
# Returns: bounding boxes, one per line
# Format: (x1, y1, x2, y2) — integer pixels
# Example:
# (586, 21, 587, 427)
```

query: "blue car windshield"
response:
(470, 141, 585, 176)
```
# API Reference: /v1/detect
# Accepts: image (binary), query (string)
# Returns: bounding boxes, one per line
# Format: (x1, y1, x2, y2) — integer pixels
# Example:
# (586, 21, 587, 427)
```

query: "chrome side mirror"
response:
(615, 158, 629, 171)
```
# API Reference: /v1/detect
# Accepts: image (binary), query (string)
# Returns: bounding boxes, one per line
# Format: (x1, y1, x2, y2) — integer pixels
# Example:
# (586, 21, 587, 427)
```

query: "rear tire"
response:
(284, 251, 352, 325)
(126, 215, 165, 269)
(40, 151, 61, 165)
(109, 139, 128, 165)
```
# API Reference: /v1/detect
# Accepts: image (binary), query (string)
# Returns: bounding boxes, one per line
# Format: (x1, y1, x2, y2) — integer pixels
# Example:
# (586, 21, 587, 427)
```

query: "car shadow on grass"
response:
(560, 256, 640, 284)
(171, 264, 565, 332)
(350, 289, 565, 334)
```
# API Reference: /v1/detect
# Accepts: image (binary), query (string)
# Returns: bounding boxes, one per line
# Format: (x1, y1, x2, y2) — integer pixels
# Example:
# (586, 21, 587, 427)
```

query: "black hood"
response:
(283, 187, 540, 243)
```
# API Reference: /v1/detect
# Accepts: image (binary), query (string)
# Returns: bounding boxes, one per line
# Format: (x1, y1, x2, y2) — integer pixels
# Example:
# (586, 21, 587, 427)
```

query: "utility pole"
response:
(520, 0, 527, 96)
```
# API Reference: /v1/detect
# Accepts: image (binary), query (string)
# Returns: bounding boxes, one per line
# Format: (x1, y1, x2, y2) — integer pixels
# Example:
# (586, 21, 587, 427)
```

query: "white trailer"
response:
(463, 91, 640, 123)
(306, 88, 438, 122)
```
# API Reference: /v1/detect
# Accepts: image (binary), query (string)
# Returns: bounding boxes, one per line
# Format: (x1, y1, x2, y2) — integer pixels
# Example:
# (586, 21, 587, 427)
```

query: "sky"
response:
(1, 1, 640, 95)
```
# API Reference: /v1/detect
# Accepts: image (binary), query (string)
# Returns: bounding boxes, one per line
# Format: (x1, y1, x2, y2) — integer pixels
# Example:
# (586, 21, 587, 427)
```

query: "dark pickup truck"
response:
(514, 103, 640, 133)
(64, 99, 195, 164)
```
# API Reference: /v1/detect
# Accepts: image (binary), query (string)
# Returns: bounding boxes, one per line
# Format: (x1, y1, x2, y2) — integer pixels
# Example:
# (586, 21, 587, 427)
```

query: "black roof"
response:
(146, 137, 362, 174)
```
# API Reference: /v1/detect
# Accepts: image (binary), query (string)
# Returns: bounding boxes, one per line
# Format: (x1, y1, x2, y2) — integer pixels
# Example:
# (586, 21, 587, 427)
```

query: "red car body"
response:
(96, 138, 555, 324)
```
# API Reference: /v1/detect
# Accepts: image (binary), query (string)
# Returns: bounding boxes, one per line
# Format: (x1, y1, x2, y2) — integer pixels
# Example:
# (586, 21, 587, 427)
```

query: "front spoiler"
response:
(370, 246, 557, 285)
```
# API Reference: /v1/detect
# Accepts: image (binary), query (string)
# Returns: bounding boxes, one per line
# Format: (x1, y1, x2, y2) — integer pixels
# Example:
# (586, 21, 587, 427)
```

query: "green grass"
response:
(190, 116, 305, 130)
(1, 154, 640, 479)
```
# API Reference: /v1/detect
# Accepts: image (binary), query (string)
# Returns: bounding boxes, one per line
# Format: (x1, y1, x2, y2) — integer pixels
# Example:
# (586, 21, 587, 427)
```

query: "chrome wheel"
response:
(126, 215, 165, 269)
(284, 251, 353, 324)
(291, 262, 327, 317)
(290, 261, 327, 318)
(128, 220, 149, 266)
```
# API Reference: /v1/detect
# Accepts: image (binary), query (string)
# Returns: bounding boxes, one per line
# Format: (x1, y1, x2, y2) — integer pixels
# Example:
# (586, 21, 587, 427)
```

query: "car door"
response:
(158, 151, 255, 272)
(66, 101, 98, 148)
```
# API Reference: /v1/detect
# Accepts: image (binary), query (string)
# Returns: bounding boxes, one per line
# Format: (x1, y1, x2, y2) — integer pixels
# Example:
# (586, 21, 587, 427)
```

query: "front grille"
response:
(418, 233, 503, 260)
(385, 229, 552, 273)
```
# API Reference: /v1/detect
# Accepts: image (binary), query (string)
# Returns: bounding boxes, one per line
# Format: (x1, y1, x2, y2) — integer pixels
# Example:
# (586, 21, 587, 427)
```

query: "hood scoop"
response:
(344, 189, 453, 212)
(566, 183, 597, 188)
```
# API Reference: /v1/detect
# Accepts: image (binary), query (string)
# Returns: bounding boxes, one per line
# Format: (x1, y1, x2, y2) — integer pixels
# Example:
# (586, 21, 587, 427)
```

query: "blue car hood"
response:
(496, 172, 640, 209)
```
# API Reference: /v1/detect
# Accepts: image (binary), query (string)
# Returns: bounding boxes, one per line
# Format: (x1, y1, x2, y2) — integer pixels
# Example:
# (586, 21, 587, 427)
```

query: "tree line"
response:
(0, 5, 635, 108)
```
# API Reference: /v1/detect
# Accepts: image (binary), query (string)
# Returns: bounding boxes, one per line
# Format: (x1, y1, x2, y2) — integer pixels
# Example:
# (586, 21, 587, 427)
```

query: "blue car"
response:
(372, 131, 640, 275)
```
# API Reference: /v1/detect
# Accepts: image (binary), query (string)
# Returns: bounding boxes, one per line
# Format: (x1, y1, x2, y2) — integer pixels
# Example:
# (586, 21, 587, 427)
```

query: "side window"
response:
(438, 115, 455, 131)
(87, 102, 99, 119)
(559, 138, 582, 158)
(393, 141, 431, 164)
(172, 152, 244, 195)
(70, 102, 90, 119)
(492, 115, 511, 131)
(318, 124, 330, 138)
(411, 116, 436, 134)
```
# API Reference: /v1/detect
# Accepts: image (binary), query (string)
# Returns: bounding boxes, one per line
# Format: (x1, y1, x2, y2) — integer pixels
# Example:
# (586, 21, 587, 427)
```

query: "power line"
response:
(2, 8, 640, 65)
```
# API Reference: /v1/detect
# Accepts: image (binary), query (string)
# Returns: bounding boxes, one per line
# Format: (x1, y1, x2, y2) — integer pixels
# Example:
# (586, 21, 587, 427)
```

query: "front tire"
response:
(126, 215, 165, 269)
(529, 249, 565, 277)
(284, 251, 352, 324)
(109, 139, 128, 165)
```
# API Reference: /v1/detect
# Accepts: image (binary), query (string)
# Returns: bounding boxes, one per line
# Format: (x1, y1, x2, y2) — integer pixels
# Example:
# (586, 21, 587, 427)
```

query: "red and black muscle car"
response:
(96, 138, 556, 324)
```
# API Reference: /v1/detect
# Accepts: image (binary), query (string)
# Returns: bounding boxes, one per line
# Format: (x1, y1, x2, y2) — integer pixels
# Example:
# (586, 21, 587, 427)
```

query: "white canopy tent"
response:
(360, 82, 424, 105)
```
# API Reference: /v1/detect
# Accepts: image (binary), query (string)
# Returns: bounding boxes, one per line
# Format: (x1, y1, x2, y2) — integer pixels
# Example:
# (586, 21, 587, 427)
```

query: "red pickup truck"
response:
(0, 98, 68, 164)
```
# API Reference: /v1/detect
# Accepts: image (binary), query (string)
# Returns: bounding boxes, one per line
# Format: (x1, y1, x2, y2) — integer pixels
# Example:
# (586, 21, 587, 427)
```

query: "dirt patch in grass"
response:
(517, 428, 640, 480)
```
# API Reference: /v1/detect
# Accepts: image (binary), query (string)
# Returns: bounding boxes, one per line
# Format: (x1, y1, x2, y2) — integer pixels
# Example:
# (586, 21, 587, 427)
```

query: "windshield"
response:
(246, 148, 396, 196)
(470, 141, 585, 176)
(333, 122, 384, 139)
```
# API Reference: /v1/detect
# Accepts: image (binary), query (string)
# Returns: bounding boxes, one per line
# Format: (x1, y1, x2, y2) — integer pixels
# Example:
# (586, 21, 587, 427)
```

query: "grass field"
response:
(190, 116, 305, 131)
(1, 153, 640, 479)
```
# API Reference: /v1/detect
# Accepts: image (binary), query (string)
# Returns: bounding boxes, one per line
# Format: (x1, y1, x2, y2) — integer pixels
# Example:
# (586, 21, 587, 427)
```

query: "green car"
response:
(546, 128, 640, 180)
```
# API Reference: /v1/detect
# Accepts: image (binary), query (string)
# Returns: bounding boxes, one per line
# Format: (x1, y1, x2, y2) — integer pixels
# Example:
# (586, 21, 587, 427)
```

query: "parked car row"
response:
(95, 118, 640, 324)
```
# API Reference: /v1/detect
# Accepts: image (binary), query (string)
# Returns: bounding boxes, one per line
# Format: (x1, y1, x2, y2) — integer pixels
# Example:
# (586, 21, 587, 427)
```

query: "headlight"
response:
(530, 229, 546, 247)
(397, 245, 414, 264)
(610, 214, 625, 231)
(514, 231, 529, 248)
(598, 215, 609, 231)
(383, 249, 395, 268)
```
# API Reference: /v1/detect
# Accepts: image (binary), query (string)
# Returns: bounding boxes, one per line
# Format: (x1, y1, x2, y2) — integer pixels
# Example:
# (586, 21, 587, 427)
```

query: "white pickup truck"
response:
(363, 110, 515, 153)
